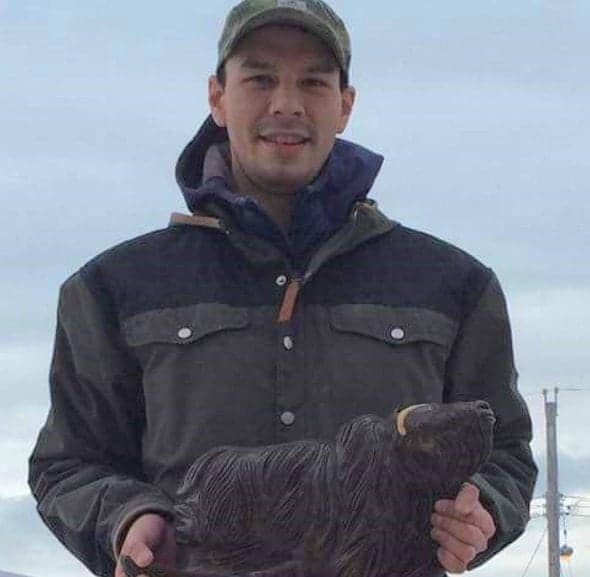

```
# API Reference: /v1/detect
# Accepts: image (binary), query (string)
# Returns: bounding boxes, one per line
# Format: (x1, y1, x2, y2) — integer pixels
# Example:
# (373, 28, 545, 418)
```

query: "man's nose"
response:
(269, 83, 304, 117)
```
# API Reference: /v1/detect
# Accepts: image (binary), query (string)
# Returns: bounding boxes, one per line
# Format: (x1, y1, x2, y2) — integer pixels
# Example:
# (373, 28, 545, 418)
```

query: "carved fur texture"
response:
(174, 401, 495, 577)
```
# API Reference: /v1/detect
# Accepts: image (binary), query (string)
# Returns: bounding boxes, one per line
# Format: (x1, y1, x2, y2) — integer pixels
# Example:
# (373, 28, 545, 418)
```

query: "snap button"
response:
(178, 327, 193, 340)
(275, 274, 288, 287)
(390, 327, 405, 341)
(280, 411, 295, 426)
(283, 336, 294, 350)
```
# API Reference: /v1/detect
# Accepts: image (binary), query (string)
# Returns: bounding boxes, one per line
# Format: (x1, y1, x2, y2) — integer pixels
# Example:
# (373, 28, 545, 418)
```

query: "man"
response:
(28, 1, 537, 577)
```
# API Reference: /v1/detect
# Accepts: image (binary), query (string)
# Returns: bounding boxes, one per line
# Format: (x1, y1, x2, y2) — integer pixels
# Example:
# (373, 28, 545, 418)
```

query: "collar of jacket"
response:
(170, 199, 396, 282)
(174, 115, 385, 270)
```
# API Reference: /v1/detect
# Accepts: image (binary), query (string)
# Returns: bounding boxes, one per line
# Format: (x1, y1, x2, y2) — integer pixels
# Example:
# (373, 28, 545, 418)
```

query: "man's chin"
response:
(255, 170, 318, 196)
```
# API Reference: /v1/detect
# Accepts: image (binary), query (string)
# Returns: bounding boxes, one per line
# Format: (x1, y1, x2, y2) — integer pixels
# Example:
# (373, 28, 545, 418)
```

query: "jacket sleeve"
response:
(444, 270, 538, 569)
(28, 271, 175, 577)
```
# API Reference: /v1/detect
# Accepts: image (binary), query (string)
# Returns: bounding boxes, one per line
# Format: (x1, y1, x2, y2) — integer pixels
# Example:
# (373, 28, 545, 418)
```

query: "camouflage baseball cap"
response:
(217, 0, 351, 82)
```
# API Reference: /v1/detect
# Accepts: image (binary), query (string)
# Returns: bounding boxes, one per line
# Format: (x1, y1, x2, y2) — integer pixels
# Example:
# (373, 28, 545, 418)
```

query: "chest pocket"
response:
(329, 304, 457, 348)
(121, 304, 279, 470)
(122, 303, 249, 347)
(121, 303, 256, 396)
(318, 304, 459, 416)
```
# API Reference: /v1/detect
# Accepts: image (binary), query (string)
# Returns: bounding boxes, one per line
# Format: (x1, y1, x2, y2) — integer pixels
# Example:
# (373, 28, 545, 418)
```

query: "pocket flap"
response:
(122, 304, 250, 347)
(329, 304, 458, 347)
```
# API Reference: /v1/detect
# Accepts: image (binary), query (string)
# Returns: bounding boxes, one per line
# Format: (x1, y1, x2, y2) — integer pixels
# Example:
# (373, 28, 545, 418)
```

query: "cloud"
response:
(534, 455, 590, 498)
(346, 0, 589, 89)
(1, 2, 588, 577)
(0, 344, 52, 405)
(469, 515, 590, 577)
(0, 401, 50, 498)
(510, 288, 590, 391)
(0, 437, 36, 499)
(0, 496, 93, 577)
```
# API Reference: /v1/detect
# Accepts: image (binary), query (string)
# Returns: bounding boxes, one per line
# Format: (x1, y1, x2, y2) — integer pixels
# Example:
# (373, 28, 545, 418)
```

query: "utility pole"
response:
(543, 388, 560, 577)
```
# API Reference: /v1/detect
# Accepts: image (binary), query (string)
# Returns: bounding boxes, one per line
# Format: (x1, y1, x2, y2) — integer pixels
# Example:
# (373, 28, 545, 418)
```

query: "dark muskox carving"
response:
(122, 401, 495, 577)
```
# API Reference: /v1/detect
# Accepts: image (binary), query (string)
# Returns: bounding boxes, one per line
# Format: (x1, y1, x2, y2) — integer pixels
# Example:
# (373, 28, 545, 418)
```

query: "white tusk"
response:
(395, 404, 431, 436)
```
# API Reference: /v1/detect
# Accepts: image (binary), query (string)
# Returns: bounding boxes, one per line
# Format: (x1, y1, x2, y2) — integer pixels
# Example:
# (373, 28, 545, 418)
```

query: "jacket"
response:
(29, 116, 537, 577)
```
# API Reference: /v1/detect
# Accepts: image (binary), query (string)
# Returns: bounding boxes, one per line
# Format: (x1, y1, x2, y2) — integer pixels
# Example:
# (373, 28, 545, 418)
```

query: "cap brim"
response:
(220, 8, 346, 72)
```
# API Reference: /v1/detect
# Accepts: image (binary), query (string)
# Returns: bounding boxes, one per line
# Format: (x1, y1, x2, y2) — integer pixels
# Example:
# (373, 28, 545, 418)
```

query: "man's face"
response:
(208, 25, 355, 196)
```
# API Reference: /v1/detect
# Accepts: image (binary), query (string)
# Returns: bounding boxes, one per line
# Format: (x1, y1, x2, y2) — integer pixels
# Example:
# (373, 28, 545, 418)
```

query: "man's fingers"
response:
(434, 496, 496, 540)
(474, 508, 496, 539)
(432, 527, 476, 572)
(126, 542, 154, 566)
(455, 483, 480, 515)
(116, 543, 154, 577)
(434, 499, 455, 515)
(432, 514, 488, 553)
(115, 561, 149, 577)
(432, 483, 496, 574)
(436, 545, 469, 574)
(435, 498, 476, 520)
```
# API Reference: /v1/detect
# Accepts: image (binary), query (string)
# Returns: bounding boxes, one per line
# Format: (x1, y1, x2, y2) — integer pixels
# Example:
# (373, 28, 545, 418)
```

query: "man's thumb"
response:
(456, 482, 479, 515)
(126, 542, 154, 568)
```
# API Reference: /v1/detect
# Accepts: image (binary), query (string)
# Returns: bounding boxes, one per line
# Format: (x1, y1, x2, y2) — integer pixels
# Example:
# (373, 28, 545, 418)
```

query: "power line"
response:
(522, 388, 590, 399)
(523, 388, 590, 574)
(520, 525, 547, 577)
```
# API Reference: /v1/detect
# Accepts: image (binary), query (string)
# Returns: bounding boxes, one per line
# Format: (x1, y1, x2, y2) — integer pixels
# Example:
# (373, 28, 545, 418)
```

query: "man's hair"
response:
(215, 63, 349, 91)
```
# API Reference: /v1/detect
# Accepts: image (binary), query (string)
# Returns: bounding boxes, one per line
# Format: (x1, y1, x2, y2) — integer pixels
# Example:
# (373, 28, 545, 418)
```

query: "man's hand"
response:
(431, 482, 496, 574)
(115, 513, 176, 577)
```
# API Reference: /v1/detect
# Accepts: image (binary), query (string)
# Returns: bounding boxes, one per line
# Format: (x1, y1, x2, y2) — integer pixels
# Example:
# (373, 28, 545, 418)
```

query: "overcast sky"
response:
(1, 1, 589, 576)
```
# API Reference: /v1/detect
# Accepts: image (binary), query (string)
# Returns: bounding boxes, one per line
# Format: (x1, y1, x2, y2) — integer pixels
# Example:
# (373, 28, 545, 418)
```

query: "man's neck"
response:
(232, 171, 297, 235)
(229, 151, 300, 235)
(202, 142, 300, 235)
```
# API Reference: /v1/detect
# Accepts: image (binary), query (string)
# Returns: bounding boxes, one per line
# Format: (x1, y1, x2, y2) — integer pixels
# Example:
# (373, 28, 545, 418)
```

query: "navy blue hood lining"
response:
(175, 115, 384, 269)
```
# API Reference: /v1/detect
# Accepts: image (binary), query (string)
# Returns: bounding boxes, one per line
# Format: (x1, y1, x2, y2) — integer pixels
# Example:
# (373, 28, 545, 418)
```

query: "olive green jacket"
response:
(29, 200, 537, 577)
(29, 120, 537, 577)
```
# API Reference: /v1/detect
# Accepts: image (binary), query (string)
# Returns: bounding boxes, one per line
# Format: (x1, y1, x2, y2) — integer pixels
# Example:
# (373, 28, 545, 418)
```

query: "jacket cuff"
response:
(111, 496, 176, 560)
(467, 473, 528, 569)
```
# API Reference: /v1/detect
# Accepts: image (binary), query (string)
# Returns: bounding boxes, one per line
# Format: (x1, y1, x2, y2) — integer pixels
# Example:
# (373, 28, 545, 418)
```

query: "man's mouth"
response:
(259, 134, 310, 146)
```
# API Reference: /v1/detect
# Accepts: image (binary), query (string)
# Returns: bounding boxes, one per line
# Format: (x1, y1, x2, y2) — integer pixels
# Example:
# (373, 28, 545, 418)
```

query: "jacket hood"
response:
(175, 115, 384, 268)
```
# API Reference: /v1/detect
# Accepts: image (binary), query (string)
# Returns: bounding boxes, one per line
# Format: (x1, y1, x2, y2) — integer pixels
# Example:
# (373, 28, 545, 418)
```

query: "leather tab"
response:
(169, 212, 222, 230)
(278, 280, 301, 323)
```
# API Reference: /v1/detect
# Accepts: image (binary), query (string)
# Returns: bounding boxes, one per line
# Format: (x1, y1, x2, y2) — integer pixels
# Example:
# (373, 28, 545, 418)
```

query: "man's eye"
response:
(250, 75, 274, 86)
(303, 78, 326, 88)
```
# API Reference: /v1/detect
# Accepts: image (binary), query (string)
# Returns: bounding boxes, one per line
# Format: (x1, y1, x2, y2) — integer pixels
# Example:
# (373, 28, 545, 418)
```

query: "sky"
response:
(1, 1, 589, 576)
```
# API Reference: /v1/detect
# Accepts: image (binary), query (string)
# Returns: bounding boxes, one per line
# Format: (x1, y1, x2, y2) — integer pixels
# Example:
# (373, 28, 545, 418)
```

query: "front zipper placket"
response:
(273, 221, 356, 444)
(275, 204, 366, 324)
(275, 269, 308, 444)
(171, 203, 393, 446)
(273, 203, 381, 443)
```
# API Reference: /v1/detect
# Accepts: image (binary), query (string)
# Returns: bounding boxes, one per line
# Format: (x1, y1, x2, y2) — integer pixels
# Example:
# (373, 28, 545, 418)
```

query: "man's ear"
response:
(337, 85, 356, 134)
(208, 75, 227, 127)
